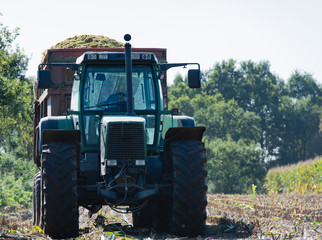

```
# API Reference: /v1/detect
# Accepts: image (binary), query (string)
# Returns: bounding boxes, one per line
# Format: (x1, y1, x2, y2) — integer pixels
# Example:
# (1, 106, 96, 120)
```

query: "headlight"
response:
(107, 159, 117, 166)
(135, 160, 145, 166)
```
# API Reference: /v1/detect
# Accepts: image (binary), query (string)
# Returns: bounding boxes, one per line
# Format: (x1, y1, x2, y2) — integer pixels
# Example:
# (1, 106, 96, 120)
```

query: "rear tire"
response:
(169, 140, 207, 237)
(32, 171, 41, 226)
(41, 142, 79, 239)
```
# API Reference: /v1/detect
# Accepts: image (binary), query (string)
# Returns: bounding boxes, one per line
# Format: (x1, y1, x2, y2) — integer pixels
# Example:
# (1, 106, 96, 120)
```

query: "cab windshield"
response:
(82, 66, 156, 111)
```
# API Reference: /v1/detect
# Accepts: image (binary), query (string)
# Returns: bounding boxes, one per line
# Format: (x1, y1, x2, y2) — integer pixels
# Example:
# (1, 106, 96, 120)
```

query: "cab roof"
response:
(76, 52, 158, 64)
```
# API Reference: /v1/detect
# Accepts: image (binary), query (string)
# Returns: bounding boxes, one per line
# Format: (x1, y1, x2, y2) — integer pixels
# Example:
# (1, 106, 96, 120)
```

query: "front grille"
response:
(106, 122, 145, 160)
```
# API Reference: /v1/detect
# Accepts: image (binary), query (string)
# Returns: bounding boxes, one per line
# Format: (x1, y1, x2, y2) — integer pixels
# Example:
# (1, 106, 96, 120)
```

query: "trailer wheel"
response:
(41, 142, 79, 239)
(32, 171, 41, 226)
(169, 140, 207, 237)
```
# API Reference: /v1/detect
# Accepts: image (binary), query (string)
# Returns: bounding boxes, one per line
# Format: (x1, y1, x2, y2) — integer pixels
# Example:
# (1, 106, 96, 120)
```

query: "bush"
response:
(0, 151, 37, 208)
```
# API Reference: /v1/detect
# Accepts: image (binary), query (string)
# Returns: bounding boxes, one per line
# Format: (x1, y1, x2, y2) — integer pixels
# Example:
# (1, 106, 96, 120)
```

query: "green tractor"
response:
(32, 34, 207, 239)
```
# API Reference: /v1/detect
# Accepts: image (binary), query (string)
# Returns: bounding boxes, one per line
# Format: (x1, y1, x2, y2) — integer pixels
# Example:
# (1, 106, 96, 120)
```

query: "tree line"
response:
(0, 18, 36, 207)
(168, 60, 322, 193)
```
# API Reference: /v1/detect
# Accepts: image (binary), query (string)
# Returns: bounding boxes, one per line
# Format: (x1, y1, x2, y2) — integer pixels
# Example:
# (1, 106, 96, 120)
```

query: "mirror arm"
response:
(159, 63, 200, 71)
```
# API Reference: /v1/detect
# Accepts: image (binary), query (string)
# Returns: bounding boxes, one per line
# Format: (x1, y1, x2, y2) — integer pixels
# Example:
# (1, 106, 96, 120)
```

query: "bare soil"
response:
(1, 194, 321, 239)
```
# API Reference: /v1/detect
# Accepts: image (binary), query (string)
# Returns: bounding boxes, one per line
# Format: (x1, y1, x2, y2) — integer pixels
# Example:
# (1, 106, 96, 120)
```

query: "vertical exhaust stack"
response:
(124, 34, 135, 116)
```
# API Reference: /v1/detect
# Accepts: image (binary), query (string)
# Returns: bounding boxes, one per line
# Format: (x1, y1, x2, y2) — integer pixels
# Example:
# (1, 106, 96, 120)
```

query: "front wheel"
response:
(41, 142, 79, 239)
(169, 140, 207, 237)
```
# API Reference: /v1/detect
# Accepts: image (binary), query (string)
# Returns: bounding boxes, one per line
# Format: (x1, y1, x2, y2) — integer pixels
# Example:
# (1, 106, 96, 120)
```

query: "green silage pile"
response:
(50, 35, 124, 49)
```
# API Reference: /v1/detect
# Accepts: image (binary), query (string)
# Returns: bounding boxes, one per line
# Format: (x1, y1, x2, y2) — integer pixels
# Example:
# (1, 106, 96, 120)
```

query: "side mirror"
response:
(188, 69, 201, 88)
(37, 69, 52, 89)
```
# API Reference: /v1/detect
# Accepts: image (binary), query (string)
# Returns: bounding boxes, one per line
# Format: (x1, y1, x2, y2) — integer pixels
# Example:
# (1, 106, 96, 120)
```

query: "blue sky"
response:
(2, 0, 322, 84)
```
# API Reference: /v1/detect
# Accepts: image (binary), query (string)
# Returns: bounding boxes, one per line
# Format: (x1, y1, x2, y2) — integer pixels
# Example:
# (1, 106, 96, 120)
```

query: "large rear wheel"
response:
(169, 140, 207, 237)
(40, 142, 79, 239)
(32, 171, 41, 226)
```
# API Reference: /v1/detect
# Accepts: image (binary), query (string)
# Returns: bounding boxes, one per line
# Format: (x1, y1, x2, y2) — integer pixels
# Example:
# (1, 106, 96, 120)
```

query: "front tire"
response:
(41, 142, 79, 239)
(169, 140, 207, 237)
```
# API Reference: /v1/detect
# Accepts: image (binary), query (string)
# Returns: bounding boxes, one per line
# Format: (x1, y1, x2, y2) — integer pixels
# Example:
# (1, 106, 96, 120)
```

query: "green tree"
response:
(287, 70, 322, 103)
(0, 16, 33, 160)
(239, 61, 283, 162)
(204, 59, 242, 100)
(0, 15, 36, 207)
(194, 95, 261, 145)
(168, 73, 202, 116)
(204, 60, 295, 162)
(277, 95, 322, 165)
(206, 138, 266, 194)
(0, 19, 28, 80)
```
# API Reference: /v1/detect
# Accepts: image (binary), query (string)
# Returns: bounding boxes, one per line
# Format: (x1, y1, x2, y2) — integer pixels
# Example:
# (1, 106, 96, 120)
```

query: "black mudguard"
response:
(35, 130, 81, 168)
(165, 126, 205, 145)
(42, 129, 81, 145)
(164, 126, 206, 161)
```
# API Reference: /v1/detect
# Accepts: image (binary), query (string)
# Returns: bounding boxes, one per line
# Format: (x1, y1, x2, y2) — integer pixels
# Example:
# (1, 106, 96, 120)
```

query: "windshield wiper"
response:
(84, 101, 124, 110)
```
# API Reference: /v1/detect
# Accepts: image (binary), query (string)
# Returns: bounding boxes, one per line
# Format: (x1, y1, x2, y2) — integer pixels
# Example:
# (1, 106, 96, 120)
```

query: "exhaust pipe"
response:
(124, 34, 135, 116)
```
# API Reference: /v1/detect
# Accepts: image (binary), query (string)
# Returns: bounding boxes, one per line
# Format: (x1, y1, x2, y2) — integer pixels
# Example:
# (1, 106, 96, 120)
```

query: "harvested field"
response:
(0, 194, 321, 239)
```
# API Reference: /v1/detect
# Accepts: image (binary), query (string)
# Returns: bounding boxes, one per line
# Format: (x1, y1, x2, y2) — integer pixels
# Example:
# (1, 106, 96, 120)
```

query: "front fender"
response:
(37, 116, 76, 156)
(165, 126, 206, 145)
(162, 126, 206, 178)
(164, 126, 205, 159)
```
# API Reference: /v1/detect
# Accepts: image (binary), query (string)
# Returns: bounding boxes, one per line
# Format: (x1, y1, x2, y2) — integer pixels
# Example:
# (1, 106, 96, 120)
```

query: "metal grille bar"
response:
(106, 123, 145, 160)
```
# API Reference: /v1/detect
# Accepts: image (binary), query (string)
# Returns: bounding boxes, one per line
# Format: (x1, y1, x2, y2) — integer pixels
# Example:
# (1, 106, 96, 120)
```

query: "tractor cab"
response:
(72, 52, 161, 149)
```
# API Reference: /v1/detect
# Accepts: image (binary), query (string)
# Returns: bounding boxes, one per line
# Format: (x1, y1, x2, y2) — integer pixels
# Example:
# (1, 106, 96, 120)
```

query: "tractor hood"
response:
(100, 116, 147, 176)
